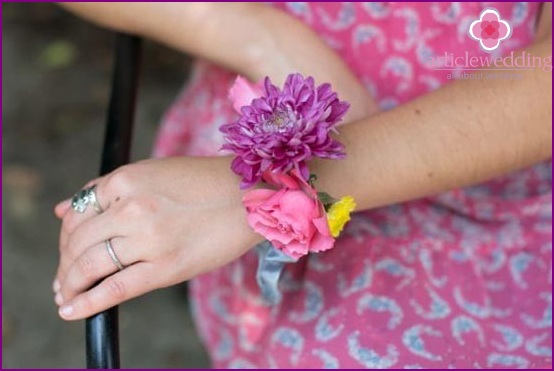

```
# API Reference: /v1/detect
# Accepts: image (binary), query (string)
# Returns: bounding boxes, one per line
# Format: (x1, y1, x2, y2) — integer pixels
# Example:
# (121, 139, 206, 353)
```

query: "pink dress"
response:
(154, 3, 551, 368)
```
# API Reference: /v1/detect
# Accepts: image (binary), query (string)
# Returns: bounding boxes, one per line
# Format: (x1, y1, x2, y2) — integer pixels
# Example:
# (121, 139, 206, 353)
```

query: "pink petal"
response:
(290, 169, 317, 198)
(242, 189, 276, 209)
(248, 214, 295, 245)
(309, 232, 335, 253)
(497, 22, 509, 39)
(482, 12, 499, 22)
(470, 22, 483, 39)
(313, 215, 332, 237)
(481, 38, 500, 49)
(247, 213, 274, 228)
(258, 224, 294, 245)
(282, 240, 309, 259)
(310, 216, 335, 252)
(279, 191, 318, 219)
(247, 210, 276, 227)
(270, 209, 297, 226)
(271, 240, 285, 251)
(265, 188, 290, 206)
(229, 76, 264, 114)
(262, 170, 300, 190)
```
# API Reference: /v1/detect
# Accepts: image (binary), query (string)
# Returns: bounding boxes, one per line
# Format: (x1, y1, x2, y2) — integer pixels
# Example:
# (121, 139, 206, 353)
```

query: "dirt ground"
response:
(2, 3, 210, 368)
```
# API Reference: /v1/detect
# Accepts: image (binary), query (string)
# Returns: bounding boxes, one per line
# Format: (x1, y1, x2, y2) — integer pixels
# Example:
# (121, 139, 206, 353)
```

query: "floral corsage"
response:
(220, 74, 356, 304)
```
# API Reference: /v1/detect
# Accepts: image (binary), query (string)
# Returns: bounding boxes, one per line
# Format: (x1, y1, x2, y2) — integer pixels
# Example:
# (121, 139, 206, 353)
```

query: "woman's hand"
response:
(53, 156, 261, 320)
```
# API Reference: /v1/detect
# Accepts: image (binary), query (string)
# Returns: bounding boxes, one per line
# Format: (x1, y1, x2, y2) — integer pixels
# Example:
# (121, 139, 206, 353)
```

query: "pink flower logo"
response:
(468, 8, 511, 52)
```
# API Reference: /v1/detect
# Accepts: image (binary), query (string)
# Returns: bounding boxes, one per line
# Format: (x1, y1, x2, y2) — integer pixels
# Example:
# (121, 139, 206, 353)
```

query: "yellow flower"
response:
(326, 196, 356, 238)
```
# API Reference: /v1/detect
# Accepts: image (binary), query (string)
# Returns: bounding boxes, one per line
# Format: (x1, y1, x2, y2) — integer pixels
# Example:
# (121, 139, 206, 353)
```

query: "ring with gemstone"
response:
(87, 185, 104, 214)
(71, 185, 103, 214)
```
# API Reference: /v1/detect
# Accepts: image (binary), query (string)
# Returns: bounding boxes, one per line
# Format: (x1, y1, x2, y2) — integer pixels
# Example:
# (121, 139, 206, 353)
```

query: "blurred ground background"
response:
(2, 3, 210, 368)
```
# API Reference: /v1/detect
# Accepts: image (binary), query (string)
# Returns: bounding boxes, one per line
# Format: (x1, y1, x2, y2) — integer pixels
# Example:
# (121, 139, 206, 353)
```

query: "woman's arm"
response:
(313, 6, 552, 210)
(59, 2, 377, 120)
(53, 5, 550, 321)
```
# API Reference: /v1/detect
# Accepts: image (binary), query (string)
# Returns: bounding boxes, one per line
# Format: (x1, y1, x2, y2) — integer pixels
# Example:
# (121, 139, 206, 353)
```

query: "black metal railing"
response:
(86, 33, 142, 369)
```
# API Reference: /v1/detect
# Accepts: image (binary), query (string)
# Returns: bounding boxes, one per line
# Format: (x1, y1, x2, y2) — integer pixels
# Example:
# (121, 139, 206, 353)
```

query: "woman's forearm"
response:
(59, 3, 377, 121)
(58, 3, 263, 74)
(313, 34, 552, 211)
(243, 5, 379, 120)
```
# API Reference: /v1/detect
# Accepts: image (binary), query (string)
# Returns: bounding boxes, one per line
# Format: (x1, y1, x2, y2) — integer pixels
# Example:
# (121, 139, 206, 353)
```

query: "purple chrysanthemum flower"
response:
(220, 73, 349, 189)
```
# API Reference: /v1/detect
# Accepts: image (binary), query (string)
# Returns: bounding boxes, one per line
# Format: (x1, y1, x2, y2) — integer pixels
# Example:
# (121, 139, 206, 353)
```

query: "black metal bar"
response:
(86, 33, 142, 369)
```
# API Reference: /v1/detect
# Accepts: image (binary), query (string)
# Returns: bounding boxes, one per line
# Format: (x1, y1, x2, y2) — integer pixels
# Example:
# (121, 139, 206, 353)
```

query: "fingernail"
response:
(55, 292, 64, 305)
(59, 305, 73, 318)
(53, 280, 60, 292)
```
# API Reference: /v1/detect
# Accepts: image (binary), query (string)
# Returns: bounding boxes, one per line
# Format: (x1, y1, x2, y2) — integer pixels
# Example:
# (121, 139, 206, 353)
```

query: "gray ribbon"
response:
(255, 241, 299, 305)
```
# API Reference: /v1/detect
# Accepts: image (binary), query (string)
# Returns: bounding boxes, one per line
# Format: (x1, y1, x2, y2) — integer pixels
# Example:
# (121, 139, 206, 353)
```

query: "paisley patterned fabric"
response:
(153, 3, 551, 368)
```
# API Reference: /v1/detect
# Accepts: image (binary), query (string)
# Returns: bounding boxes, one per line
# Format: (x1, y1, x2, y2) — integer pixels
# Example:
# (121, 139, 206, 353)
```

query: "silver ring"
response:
(71, 188, 91, 213)
(71, 185, 104, 214)
(87, 185, 104, 214)
(105, 239, 125, 271)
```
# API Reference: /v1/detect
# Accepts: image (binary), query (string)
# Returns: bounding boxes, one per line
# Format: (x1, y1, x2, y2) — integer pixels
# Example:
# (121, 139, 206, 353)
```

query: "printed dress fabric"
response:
(153, 3, 551, 369)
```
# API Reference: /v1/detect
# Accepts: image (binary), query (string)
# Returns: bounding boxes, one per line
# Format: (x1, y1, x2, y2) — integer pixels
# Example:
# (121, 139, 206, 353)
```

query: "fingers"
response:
(58, 263, 157, 321)
(56, 177, 110, 258)
(54, 169, 160, 320)
(56, 237, 134, 305)
(55, 199, 71, 219)
(55, 175, 123, 286)
(56, 209, 122, 287)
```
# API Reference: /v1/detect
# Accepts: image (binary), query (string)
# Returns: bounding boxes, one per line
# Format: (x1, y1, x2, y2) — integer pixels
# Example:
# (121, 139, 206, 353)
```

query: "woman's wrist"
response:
(212, 157, 267, 249)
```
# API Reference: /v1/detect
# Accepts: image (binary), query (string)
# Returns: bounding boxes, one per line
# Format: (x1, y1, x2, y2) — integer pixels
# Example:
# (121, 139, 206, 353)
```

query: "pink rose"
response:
(228, 76, 263, 114)
(243, 170, 334, 259)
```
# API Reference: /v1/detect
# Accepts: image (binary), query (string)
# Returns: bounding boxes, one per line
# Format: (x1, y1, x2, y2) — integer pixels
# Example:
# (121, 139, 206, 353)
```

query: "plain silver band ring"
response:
(88, 185, 104, 214)
(105, 239, 125, 271)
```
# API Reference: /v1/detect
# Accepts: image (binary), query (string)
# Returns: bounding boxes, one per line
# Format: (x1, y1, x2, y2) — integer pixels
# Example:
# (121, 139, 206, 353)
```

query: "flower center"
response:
(277, 222, 290, 233)
(263, 108, 296, 133)
(484, 24, 496, 35)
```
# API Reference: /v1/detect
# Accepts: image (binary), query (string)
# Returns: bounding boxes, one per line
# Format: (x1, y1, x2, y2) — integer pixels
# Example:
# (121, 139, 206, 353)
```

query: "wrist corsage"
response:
(220, 74, 356, 304)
